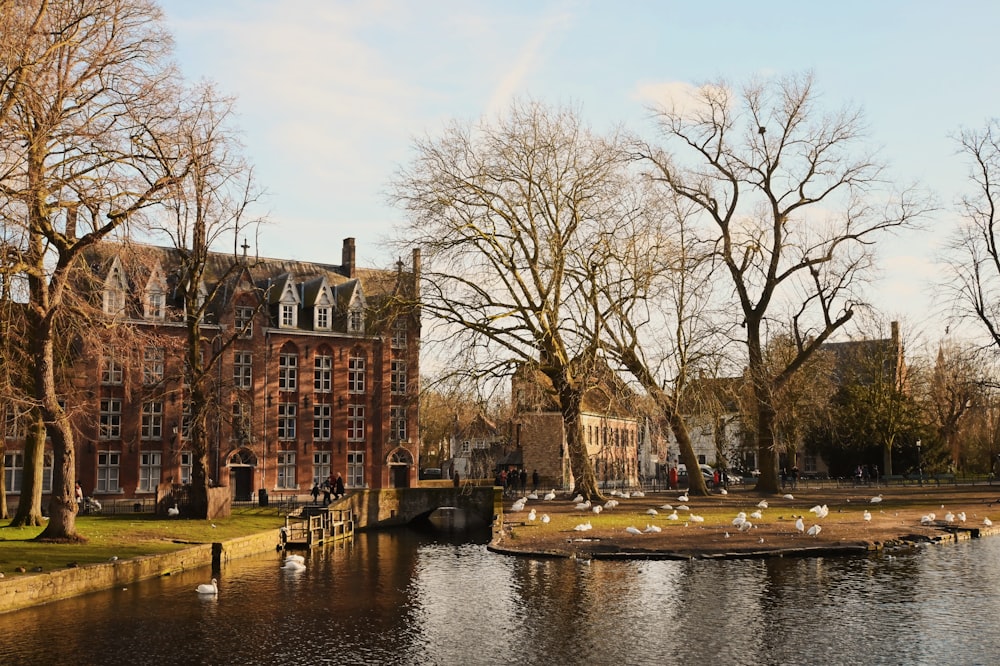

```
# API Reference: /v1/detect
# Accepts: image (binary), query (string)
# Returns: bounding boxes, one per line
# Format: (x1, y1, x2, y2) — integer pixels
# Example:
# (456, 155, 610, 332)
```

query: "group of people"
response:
(780, 465, 800, 489)
(496, 468, 540, 496)
(311, 473, 346, 506)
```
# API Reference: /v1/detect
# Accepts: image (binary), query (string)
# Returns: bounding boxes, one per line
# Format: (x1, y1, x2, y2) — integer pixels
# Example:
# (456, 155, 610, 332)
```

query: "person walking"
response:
(334, 473, 345, 499)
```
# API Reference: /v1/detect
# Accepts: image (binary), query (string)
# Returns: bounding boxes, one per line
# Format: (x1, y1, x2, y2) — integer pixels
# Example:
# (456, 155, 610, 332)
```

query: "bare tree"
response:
(391, 100, 636, 500)
(147, 83, 261, 518)
(640, 72, 928, 493)
(948, 120, 1000, 349)
(0, 0, 184, 538)
(591, 188, 726, 495)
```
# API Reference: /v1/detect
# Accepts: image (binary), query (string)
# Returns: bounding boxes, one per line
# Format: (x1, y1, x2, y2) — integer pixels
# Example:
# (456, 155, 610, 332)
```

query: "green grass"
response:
(0, 507, 285, 577)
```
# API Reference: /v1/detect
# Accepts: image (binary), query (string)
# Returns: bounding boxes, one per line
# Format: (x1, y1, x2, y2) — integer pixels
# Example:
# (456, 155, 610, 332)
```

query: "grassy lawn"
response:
(0, 507, 286, 577)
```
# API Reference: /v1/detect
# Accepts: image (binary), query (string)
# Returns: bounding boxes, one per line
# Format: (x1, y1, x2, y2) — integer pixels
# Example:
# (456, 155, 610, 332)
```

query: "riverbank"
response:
(489, 483, 1000, 559)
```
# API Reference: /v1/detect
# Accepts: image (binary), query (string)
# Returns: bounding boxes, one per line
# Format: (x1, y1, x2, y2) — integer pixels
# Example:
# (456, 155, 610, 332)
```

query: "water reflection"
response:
(2, 529, 999, 665)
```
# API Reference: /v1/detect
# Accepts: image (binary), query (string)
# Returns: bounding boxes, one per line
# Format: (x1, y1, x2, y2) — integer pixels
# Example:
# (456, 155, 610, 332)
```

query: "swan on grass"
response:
(646, 508, 658, 516)
(528, 509, 537, 521)
(543, 490, 556, 501)
(167, 504, 180, 517)
(807, 524, 822, 537)
(757, 500, 769, 509)
(196, 578, 218, 595)
(540, 514, 550, 524)
(794, 517, 805, 533)
(677, 494, 689, 503)
(625, 526, 642, 535)
(573, 521, 592, 532)
(750, 510, 763, 520)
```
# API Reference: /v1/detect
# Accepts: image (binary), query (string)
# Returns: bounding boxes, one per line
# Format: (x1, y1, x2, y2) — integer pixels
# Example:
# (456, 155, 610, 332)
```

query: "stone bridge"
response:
(340, 486, 501, 530)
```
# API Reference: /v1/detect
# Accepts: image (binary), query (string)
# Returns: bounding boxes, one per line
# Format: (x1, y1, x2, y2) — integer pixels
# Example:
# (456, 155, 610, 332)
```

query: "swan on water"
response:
(196, 578, 218, 595)
(281, 559, 306, 571)
(284, 554, 305, 564)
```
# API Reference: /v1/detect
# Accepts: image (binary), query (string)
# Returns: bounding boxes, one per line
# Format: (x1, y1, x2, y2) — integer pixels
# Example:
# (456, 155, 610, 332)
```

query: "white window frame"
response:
(180, 451, 192, 484)
(347, 404, 364, 442)
(348, 308, 363, 333)
(139, 451, 162, 492)
(347, 450, 364, 488)
(278, 402, 297, 441)
(101, 354, 123, 385)
(147, 290, 165, 320)
(315, 305, 331, 331)
(312, 451, 331, 487)
(100, 398, 122, 439)
(390, 405, 407, 442)
(280, 303, 297, 328)
(348, 355, 365, 394)
(104, 287, 125, 317)
(391, 317, 407, 348)
(314, 354, 332, 392)
(141, 401, 163, 440)
(234, 351, 253, 389)
(235, 305, 254, 338)
(390, 360, 407, 395)
(313, 403, 332, 441)
(276, 450, 297, 489)
(143, 346, 165, 385)
(279, 353, 298, 391)
(97, 451, 121, 493)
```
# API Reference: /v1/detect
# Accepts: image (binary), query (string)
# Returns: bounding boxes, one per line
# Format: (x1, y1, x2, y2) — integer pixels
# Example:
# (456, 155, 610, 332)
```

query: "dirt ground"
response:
(491, 482, 1000, 559)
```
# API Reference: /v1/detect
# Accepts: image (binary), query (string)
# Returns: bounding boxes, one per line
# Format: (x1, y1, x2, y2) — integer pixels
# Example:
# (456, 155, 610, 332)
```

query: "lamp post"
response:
(916, 439, 922, 486)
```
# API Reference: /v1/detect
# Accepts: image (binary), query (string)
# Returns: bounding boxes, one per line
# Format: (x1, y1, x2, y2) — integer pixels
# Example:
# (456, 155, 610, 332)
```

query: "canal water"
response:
(2, 526, 999, 665)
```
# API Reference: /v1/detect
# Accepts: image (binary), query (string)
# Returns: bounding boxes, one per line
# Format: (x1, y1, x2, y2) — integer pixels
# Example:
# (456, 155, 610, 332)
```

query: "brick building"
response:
(3, 238, 421, 504)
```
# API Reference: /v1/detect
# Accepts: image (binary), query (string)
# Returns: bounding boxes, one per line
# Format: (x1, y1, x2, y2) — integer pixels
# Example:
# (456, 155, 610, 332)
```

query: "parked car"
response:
(420, 467, 442, 480)
(677, 464, 714, 482)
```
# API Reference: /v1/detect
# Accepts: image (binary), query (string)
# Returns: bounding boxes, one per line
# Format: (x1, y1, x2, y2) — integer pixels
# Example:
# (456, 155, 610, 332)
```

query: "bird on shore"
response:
(920, 514, 935, 525)
(689, 514, 705, 523)
(632, 490, 645, 498)
(646, 508, 658, 516)
(659, 503, 673, 511)
(543, 490, 556, 501)
(870, 494, 883, 504)
(944, 512, 955, 524)
(592, 505, 602, 515)
(196, 578, 218, 595)
(625, 526, 642, 535)
(511, 498, 527, 512)
(863, 510, 872, 523)
(957, 511, 966, 523)
(809, 504, 829, 519)
(678, 494, 689, 503)
(573, 521, 592, 531)
(757, 500, 769, 509)
(167, 504, 180, 517)
(807, 524, 822, 537)
(795, 517, 805, 533)
(527, 509, 537, 521)
(540, 514, 550, 524)
(574, 500, 591, 511)
(644, 524, 662, 533)
(750, 510, 763, 520)
(984, 517, 993, 527)
(572, 494, 584, 503)
(783, 494, 795, 500)
(667, 511, 679, 520)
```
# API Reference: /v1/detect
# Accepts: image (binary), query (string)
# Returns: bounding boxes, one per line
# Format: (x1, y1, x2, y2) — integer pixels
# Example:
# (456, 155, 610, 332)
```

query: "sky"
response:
(161, 0, 1000, 342)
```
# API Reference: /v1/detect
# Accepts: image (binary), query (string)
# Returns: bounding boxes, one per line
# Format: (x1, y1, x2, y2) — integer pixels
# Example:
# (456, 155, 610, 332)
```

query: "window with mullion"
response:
(279, 353, 298, 391)
(314, 355, 332, 392)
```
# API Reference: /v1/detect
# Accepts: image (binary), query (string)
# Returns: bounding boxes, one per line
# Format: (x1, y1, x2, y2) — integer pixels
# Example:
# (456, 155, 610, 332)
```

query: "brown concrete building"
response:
(3, 238, 420, 505)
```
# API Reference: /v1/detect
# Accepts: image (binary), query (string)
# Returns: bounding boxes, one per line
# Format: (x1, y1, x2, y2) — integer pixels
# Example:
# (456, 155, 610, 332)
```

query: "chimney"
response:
(342, 238, 356, 278)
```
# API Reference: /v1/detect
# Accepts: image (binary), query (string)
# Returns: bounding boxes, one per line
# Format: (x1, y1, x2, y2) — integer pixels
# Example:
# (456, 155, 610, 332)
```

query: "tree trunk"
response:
(669, 409, 709, 496)
(754, 400, 779, 494)
(556, 379, 601, 501)
(9, 413, 45, 526)
(35, 332, 80, 541)
(186, 377, 211, 519)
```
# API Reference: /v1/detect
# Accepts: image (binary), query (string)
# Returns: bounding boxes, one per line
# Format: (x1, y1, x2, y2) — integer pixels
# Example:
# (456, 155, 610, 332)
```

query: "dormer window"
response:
(103, 259, 128, 317)
(280, 303, 297, 328)
(146, 291, 165, 320)
(348, 308, 363, 333)
(316, 305, 330, 331)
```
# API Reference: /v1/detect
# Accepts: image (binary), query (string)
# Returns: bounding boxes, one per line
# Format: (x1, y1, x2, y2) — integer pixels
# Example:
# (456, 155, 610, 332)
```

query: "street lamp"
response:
(916, 439, 922, 485)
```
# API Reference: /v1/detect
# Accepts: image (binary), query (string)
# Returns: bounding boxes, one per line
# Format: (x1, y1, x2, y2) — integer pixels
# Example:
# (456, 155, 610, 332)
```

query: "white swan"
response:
(984, 517, 993, 527)
(573, 521, 592, 531)
(677, 494, 689, 503)
(543, 490, 556, 501)
(689, 514, 704, 523)
(863, 510, 872, 523)
(632, 490, 645, 498)
(574, 500, 591, 511)
(794, 517, 805, 533)
(540, 514, 550, 524)
(167, 504, 180, 517)
(644, 524, 662, 533)
(625, 525, 642, 535)
(957, 511, 966, 523)
(196, 578, 218, 595)
(528, 509, 537, 521)
(572, 494, 584, 503)
(782, 494, 794, 500)
(738, 520, 753, 532)
(944, 512, 955, 524)
(870, 494, 883, 504)
(511, 498, 527, 512)
(281, 559, 306, 571)
(660, 504, 673, 511)
(592, 505, 602, 514)
(807, 524, 822, 537)
(646, 508, 658, 516)
(757, 500, 769, 509)
(809, 504, 829, 519)
(667, 510, 679, 520)
(284, 554, 305, 564)
(750, 510, 763, 520)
